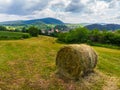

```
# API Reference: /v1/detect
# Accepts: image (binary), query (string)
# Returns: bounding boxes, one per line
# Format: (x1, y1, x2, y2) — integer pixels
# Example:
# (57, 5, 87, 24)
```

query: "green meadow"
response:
(0, 31, 30, 40)
(0, 36, 120, 90)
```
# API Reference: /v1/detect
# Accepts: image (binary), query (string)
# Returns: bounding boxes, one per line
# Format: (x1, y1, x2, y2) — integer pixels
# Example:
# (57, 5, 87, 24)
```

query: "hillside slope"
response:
(85, 24, 120, 30)
(0, 17, 64, 25)
(0, 36, 119, 90)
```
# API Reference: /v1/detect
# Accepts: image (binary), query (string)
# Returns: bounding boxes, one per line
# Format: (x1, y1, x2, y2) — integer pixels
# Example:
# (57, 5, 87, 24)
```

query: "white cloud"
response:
(0, 0, 120, 24)
(0, 14, 28, 21)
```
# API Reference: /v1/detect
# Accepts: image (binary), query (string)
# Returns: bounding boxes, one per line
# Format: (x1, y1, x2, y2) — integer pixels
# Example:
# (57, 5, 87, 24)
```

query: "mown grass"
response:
(94, 47, 120, 77)
(0, 35, 119, 89)
(0, 31, 30, 40)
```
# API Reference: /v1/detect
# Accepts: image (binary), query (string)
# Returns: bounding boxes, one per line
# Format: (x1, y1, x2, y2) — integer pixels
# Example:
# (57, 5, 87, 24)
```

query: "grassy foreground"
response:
(0, 36, 120, 90)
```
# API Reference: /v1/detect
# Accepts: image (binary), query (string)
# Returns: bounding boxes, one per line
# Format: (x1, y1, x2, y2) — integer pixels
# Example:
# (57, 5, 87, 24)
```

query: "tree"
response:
(28, 26, 39, 37)
(89, 29, 101, 42)
(0, 26, 7, 31)
(38, 29, 42, 35)
(58, 32, 68, 42)
(57, 27, 120, 46)
(22, 27, 27, 33)
(58, 27, 89, 43)
(14, 28, 19, 32)
(115, 30, 120, 34)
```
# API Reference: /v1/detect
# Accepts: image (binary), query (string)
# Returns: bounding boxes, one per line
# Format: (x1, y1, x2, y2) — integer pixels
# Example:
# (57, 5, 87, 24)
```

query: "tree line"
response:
(58, 27, 120, 46)
(0, 25, 58, 37)
(0, 25, 120, 46)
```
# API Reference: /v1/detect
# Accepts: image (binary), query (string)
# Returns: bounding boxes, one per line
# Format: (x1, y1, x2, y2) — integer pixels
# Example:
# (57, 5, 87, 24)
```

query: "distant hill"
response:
(85, 24, 120, 31)
(0, 17, 64, 25)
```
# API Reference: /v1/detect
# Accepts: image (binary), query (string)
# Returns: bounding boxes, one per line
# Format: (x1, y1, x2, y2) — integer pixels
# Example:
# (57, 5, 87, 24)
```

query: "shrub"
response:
(28, 26, 39, 37)
(22, 33, 31, 39)
(0, 26, 7, 31)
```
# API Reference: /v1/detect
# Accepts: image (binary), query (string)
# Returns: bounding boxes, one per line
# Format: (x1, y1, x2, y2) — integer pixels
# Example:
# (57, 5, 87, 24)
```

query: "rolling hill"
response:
(85, 24, 120, 31)
(0, 17, 64, 25)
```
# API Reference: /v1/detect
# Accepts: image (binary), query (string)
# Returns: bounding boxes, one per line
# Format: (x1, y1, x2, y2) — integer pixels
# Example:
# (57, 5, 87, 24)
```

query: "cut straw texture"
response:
(56, 44, 98, 80)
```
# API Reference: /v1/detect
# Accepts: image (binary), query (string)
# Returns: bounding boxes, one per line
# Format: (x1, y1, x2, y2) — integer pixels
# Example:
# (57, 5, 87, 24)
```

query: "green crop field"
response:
(0, 31, 30, 40)
(0, 36, 120, 90)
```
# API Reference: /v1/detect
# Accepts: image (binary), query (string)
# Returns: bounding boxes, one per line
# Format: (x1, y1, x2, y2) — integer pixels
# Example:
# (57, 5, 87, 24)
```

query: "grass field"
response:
(0, 36, 120, 90)
(0, 31, 30, 40)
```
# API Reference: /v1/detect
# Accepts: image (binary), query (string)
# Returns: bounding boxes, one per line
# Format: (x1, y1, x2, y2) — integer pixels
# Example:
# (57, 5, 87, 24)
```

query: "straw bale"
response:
(56, 44, 98, 80)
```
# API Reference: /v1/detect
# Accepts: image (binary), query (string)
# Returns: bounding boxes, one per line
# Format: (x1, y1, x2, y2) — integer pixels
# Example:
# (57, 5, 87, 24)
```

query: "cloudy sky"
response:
(0, 0, 120, 23)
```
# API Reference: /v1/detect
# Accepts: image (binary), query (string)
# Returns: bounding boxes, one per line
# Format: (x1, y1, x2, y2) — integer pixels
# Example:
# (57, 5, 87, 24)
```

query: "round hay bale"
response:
(56, 44, 98, 80)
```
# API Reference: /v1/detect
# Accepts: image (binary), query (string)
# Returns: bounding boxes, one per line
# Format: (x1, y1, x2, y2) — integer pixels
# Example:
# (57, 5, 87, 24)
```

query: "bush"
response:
(22, 27, 27, 33)
(28, 26, 39, 37)
(22, 33, 31, 39)
(0, 26, 7, 31)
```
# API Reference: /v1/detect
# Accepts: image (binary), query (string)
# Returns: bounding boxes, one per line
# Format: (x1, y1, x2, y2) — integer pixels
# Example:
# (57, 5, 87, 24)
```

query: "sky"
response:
(0, 0, 120, 24)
